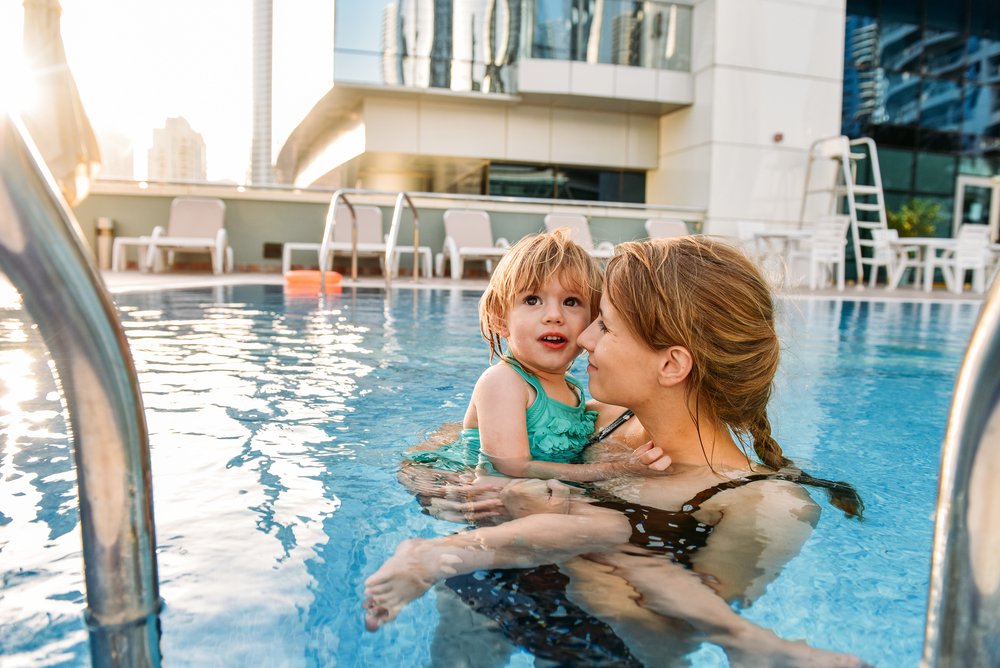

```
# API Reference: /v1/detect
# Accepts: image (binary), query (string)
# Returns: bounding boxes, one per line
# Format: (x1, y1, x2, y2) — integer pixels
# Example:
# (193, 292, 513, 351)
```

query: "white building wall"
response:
(650, 0, 847, 235)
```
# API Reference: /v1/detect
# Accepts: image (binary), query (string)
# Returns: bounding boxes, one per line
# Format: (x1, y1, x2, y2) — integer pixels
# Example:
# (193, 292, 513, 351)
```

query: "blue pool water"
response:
(0, 285, 983, 667)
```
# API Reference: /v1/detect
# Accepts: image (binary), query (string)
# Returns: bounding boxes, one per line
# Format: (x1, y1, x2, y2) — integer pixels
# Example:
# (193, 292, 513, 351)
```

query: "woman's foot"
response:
(362, 539, 461, 631)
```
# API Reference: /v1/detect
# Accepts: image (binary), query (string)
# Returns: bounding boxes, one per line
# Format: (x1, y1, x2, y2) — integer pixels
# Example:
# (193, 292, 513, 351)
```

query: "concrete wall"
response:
(649, 0, 847, 236)
(72, 183, 704, 273)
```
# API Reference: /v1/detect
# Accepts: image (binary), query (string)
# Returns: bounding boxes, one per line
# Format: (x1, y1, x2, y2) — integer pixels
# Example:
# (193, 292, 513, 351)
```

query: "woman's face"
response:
(577, 294, 663, 407)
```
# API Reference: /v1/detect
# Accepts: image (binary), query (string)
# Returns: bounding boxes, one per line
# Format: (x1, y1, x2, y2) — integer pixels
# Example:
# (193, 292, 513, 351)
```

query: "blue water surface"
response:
(0, 285, 982, 667)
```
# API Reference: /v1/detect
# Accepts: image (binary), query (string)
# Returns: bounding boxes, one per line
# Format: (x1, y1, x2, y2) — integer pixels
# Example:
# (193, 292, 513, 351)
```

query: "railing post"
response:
(0, 113, 162, 667)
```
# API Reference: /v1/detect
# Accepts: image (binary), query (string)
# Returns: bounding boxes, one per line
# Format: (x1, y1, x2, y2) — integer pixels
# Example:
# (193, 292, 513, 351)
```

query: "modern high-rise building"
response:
(273, 0, 998, 237)
(148, 117, 207, 182)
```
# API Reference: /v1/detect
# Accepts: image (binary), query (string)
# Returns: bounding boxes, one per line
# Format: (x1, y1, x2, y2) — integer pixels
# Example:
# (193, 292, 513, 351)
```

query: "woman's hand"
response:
(500, 478, 576, 518)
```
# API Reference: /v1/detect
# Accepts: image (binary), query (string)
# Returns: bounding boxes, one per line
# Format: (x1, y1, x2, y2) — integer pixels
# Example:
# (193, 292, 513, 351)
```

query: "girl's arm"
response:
(475, 367, 667, 481)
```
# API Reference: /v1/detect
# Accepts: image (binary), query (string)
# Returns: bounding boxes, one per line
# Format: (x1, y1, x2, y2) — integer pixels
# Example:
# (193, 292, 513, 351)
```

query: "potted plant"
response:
(887, 199, 941, 237)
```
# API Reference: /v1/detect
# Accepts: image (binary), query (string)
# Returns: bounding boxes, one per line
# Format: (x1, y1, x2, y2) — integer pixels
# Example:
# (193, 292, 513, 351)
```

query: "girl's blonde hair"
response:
(479, 228, 602, 361)
(604, 236, 863, 518)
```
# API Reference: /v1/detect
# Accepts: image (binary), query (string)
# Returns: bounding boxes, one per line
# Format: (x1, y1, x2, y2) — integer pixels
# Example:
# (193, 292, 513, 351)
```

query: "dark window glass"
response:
(922, 29, 966, 77)
(926, 0, 966, 33)
(488, 164, 557, 199)
(881, 71, 921, 125)
(915, 152, 957, 194)
(918, 130, 963, 152)
(877, 148, 915, 190)
(920, 78, 963, 131)
(620, 171, 645, 203)
(879, 23, 922, 72)
(881, 0, 920, 25)
(971, 0, 1000, 39)
(558, 168, 600, 201)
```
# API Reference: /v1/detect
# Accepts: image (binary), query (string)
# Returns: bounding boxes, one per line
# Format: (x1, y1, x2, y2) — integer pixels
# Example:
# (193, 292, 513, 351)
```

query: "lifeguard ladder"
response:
(799, 135, 889, 286)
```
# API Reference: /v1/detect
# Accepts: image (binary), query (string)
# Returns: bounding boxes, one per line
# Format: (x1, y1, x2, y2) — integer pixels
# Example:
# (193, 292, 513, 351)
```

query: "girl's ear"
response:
(657, 345, 693, 387)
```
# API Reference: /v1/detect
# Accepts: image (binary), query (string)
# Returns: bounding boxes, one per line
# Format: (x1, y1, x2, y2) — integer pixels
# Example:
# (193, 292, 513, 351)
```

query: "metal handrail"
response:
(318, 189, 358, 289)
(922, 273, 1000, 667)
(384, 191, 421, 289)
(0, 114, 161, 666)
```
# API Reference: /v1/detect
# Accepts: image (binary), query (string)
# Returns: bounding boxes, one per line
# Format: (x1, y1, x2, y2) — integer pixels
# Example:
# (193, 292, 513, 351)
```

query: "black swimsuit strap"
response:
(586, 409, 634, 445)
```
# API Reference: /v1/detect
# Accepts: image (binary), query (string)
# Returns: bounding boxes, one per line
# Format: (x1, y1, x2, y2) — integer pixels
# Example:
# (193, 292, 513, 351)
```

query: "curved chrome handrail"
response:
(923, 274, 1000, 667)
(318, 189, 357, 287)
(0, 113, 161, 667)
(385, 191, 420, 289)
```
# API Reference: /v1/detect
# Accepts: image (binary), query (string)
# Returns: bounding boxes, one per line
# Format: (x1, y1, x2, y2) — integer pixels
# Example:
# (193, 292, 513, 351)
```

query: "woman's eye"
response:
(597, 320, 608, 333)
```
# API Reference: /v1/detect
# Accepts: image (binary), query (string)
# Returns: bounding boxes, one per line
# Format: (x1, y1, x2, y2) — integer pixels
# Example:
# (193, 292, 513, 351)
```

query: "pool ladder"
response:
(2, 108, 999, 666)
(0, 113, 161, 665)
(318, 187, 421, 290)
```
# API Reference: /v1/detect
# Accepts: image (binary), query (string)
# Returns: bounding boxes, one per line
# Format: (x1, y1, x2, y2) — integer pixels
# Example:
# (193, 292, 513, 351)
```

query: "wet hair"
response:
(479, 228, 602, 361)
(603, 236, 863, 519)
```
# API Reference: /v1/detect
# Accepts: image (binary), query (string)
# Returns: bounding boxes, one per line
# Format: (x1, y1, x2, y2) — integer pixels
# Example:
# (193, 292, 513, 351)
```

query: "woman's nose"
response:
(577, 321, 596, 351)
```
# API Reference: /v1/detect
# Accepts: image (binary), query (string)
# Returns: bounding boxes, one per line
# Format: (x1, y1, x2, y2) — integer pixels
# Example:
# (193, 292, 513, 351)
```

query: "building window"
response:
(488, 163, 645, 203)
(842, 0, 1000, 231)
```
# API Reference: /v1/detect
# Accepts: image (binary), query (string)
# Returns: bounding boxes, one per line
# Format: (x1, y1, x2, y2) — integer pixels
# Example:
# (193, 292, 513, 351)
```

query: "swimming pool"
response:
(0, 284, 982, 666)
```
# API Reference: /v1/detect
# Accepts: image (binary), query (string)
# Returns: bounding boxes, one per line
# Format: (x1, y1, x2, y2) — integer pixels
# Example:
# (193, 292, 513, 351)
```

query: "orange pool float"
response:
(283, 270, 343, 295)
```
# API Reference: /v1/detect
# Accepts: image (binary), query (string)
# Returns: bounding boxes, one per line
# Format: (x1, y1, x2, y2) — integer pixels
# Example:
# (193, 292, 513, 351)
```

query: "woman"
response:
(366, 237, 867, 667)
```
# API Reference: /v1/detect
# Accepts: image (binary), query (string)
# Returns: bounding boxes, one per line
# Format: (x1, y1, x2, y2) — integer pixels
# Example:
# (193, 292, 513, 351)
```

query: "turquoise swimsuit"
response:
(409, 360, 598, 473)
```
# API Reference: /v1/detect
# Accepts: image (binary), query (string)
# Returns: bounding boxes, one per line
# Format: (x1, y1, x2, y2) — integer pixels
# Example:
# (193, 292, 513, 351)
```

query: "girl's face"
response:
(502, 275, 592, 375)
(577, 294, 663, 407)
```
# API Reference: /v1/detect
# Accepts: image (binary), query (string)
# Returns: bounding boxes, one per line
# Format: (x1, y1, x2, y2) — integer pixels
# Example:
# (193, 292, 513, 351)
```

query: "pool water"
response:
(0, 285, 982, 667)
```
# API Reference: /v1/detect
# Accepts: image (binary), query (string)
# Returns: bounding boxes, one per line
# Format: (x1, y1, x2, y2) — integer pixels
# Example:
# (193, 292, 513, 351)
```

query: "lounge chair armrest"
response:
(148, 225, 166, 240)
(596, 241, 615, 253)
(495, 237, 510, 249)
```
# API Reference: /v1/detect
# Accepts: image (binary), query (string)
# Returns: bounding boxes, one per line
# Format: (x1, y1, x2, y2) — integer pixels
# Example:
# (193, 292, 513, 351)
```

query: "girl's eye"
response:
(564, 297, 580, 307)
(524, 295, 540, 305)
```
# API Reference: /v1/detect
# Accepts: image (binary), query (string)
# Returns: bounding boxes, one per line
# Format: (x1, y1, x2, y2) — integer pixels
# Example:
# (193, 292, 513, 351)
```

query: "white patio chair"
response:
(543, 213, 614, 259)
(143, 197, 233, 274)
(868, 228, 921, 289)
(931, 224, 993, 294)
(436, 209, 510, 279)
(644, 218, 689, 239)
(282, 205, 386, 275)
(796, 215, 850, 291)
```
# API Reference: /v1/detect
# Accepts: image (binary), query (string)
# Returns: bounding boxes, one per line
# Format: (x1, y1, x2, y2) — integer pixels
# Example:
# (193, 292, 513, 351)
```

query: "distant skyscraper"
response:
(148, 117, 207, 181)
(95, 130, 134, 180)
(251, 0, 274, 185)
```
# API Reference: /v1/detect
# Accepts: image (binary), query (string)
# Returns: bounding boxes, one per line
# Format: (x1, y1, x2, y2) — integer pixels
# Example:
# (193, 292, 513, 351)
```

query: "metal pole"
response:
(0, 113, 162, 667)
(922, 273, 1000, 667)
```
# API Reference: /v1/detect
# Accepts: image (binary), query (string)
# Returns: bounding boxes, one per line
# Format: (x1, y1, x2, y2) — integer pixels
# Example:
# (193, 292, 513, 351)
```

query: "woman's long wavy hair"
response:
(604, 236, 863, 519)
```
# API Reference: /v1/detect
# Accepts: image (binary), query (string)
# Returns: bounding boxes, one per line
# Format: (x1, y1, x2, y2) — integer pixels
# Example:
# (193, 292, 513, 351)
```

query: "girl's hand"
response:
(627, 441, 672, 474)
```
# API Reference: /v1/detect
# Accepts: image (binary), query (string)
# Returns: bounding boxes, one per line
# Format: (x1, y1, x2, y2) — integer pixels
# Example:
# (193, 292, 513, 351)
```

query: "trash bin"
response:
(96, 217, 114, 270)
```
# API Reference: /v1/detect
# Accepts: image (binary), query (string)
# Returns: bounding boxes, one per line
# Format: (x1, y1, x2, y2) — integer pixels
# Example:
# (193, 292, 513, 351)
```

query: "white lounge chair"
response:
(282, 205, 387, 275)
(142, 197, 233, 274)
(111, 197, 233, 274)
(644, 218, 689, 239)
(543, 213, 614, 259)
(436, 209, 509, 279)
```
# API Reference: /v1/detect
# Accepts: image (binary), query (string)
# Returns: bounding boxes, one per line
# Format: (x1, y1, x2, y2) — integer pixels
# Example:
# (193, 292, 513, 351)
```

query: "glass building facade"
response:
(333, 0, 692, 94)
(843, 0, 1000, 233)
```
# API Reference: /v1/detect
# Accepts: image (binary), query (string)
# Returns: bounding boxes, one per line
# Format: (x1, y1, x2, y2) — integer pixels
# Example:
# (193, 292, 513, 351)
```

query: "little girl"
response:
(408, 229, 668, 482)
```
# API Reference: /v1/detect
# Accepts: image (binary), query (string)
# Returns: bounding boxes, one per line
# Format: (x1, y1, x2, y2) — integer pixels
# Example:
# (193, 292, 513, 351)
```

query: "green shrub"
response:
(887, 199, 941, 237)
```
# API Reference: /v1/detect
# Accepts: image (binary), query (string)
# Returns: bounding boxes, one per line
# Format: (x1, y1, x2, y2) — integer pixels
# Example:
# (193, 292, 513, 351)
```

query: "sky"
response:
(1, 1, 332, 183)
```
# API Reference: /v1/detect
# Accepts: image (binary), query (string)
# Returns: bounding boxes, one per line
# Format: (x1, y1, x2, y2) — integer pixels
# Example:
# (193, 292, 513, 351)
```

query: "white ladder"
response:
(799, 135, 888, 286)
